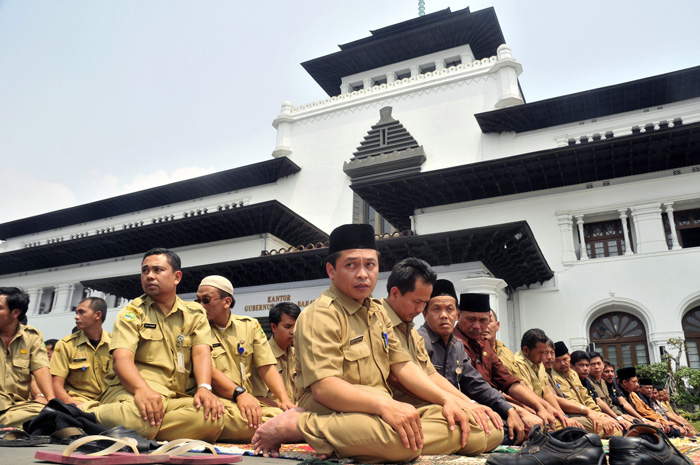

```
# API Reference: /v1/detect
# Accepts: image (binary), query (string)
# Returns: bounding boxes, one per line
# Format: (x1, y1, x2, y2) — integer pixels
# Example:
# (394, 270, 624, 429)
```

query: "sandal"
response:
(152, 438, 243, 464)
(0, 426, 50, 447)
(34, 435, 170, 464)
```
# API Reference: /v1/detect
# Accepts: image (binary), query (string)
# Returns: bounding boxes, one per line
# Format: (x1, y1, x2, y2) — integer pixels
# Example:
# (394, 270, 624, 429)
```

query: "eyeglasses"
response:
(195, 296, 224, 305)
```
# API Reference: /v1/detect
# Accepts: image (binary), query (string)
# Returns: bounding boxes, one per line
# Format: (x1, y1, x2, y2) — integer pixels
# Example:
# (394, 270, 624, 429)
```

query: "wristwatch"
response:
(616, 416, 623, 422)
(232, 386, 246, 402)
(197, 383, 212, 391)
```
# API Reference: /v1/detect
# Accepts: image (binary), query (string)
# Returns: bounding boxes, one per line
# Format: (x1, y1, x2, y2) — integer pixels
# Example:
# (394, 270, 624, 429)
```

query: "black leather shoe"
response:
(609, 423, 692, 465)
(485, 425, 606, 465)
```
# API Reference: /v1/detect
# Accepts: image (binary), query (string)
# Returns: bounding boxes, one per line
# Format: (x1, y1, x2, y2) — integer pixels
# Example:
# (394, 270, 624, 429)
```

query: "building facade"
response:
(1, 7, 699, 367)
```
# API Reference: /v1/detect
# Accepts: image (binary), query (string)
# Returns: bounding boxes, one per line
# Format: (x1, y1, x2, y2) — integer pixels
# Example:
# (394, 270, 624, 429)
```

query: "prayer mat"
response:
(205, 440, 700, 464)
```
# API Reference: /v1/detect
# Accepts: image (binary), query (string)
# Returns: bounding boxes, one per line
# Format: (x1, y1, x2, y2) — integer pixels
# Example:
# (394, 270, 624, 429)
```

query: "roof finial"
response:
(418, 0, 425, 16)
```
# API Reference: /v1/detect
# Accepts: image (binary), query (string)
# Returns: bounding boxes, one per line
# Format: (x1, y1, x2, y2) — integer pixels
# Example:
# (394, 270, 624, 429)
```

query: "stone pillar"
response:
(569, 336, 590, 352)
(53, 284, 74, 314)
(27, 288, 43, 315)
(575, 215, 588, 260)
(493, 45, 523, 108)
(272, 101, 294, 158)
(630, 203, 667, 254)
(618, 209, 634, 255)
(557, 213, 577, 265)
(460, 51, 475, 65)
(664, 203, 682, 250)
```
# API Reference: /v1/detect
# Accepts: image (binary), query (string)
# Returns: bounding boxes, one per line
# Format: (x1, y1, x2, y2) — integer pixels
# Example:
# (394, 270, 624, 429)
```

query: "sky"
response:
(1, 0, 699, 226)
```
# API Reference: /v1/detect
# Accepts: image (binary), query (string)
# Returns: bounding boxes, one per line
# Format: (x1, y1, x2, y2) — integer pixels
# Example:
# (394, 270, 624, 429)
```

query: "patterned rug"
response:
(205, 439, 700, 464)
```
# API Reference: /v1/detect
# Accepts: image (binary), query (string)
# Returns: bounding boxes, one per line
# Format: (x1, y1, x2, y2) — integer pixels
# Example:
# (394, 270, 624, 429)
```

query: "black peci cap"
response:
(327, 224, 377, 255)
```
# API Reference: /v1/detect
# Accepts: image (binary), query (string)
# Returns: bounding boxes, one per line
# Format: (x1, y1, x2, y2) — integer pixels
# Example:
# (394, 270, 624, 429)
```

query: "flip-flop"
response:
(0, 426, 50, 447)
(152, 439, 243, 464)
(34, 435, 170, 465)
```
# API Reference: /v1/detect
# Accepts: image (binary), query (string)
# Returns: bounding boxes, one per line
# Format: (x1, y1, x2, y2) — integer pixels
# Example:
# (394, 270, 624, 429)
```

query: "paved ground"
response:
(5, 442, 301, 465)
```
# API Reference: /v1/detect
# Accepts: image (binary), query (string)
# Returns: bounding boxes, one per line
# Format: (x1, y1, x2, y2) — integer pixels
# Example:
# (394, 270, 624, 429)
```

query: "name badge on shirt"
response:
(212, 343, 222, 348)
(349, 335, 364, 345)
(72, 358, 87, 362)
(144, 323, 157, 329)
(176, 352, 185, 373)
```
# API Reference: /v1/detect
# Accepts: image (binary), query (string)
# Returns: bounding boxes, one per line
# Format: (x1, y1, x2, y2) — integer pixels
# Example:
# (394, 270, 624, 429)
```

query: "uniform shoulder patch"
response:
(62, 332, 80, 342)
(23, 324, 41, 335)
(123, 311, 137, 322)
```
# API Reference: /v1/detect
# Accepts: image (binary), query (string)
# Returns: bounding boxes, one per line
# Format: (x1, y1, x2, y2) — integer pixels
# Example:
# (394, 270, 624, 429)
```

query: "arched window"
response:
(589, 311, 649, 368)
(682, 306, 700, 369)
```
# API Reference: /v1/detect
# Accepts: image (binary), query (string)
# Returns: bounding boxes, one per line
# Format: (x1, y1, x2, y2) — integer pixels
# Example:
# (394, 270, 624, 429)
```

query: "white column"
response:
(664, 203, 682, 250)
(618, 209, 634, 255)
(53, 284, 73, 314)
(557, 213, 577, 265)
(65, 284, 76, 312)
(27, 288, 42, 315)
(492, 45, 524, 108)
(434, 59, 444, 71)
(575, 215, 589, 260)
(410, 65, 420, 78)
(363, 77, 372, 89)
(630, 203, 667, 254)
(460, 51, 475, 65)
(339, 83, 349, 95)
(272, 101, 293, 158)
(386, 72, 395, 84)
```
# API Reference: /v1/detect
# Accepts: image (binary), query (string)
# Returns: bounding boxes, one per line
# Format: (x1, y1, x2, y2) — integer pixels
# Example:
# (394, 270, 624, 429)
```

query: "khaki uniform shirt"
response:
(590, 376, 622, 416)
(294, 283, 412, 412)
(104, 294, 211, 397)
(380, 299, 436, 403)
(513, 350, 548, 398)
(211, 314, 276, 394)
(50, 329, 112, 402)
(0, 324, 48, 411)
(250, 337, 296, 402)
(494, 340, 517, 375)
(552, 368, 601, 412)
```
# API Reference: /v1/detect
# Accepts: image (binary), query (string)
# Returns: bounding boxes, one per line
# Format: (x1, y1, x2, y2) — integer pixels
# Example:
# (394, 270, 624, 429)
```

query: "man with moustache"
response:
(454, 294, 560, 429)
(550, 344, 620, 436)
(85, 248, 225, 441)
(252, 224, 485, 463)
(512, 329, 579, 429)
(586, 351, 634, 430)
(196, 276, 291, 442)
(417, 278, 528, 443)
(50, 297, 112, 406)
(380, 260, 505, 445)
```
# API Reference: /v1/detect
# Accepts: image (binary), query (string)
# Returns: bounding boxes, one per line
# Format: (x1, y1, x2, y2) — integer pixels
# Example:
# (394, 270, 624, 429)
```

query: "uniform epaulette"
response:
(61, 331, 81, 343)
(315, 293, 333, 309)
(233, 314, 256, 322)
(22, 324, 41, 335)
(126, 296, 145, 313)
(183, 301, 205, 314)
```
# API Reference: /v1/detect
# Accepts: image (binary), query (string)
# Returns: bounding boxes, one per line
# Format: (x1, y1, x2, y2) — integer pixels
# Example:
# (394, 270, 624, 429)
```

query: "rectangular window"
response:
(419, 63, 436, 74)
(395, 69, 411, 80)
(444, 56, 461, 67)
(371, 76, 387, 86)
(686, 341, 700, 369)
(348, 81, 364, 92)
(663, 208, 700, 249)
(582, 219, 629, 258)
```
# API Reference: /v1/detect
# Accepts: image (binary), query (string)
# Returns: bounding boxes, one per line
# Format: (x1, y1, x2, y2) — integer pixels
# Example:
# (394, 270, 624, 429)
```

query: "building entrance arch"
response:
(589, 311, 650, 369)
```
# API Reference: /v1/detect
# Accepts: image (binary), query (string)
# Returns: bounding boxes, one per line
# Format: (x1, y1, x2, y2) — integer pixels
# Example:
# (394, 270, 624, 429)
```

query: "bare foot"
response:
(252, 406, 305, 457)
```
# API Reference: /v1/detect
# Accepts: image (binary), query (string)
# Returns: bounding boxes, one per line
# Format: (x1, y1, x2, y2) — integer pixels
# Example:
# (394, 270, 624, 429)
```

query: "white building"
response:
(2, 7, 699, 368)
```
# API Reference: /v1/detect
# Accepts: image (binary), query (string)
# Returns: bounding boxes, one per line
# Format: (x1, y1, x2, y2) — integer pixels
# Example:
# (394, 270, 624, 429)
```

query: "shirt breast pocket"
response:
(68, 360, 90, 382)
(342, 342, 371, 385)
(211, 345, 230, 373)
(138, 327, 164, 362)
(12, 357, 31, 383)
